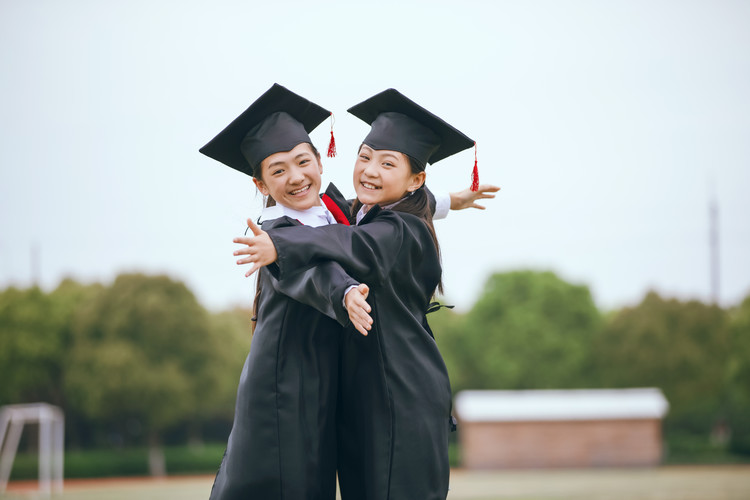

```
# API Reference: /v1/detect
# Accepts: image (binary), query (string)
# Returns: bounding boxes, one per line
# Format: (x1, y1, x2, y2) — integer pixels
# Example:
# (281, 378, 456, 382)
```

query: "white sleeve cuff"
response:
(433, 191, 451, 220)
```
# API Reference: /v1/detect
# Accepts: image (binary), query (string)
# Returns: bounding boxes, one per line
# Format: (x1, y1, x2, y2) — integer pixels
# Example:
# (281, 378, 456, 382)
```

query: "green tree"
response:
(191, 308, 253, 441)
(593, 291, 729, 435)
(726, 294, 750, 454)
(435, 270, 601, 393)
(0, 286, 63, 406)
(0, 280, 100, 407)
(65, 273, 213, 475)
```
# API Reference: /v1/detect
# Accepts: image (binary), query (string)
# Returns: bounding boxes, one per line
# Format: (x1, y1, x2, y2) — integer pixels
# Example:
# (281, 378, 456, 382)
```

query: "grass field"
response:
(3, 465, 750, 500)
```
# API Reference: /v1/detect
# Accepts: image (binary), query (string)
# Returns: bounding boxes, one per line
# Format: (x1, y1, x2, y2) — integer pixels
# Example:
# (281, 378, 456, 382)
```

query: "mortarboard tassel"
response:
(471, 142, 479, 191)
(327, 113, 337, 158)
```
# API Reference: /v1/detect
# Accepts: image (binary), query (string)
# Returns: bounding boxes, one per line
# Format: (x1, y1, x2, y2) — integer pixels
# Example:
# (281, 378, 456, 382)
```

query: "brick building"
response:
(454, 388, 669, 469)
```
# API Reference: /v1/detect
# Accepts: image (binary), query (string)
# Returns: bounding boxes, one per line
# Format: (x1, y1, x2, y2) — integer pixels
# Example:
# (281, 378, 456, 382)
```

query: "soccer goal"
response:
(0, 403, 64, 496)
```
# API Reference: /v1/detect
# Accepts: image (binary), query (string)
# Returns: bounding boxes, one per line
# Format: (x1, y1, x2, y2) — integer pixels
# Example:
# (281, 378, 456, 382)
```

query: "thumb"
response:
(246, 218, 263, 236)
(358, 283, 369, 299)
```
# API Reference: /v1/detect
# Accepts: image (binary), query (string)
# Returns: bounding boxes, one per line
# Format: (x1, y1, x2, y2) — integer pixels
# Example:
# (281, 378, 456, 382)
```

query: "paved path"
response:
(3, 465, 749, 500)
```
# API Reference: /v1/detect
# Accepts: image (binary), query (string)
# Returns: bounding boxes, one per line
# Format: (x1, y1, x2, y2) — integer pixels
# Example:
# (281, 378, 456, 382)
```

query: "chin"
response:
(354, 191, 380, 206)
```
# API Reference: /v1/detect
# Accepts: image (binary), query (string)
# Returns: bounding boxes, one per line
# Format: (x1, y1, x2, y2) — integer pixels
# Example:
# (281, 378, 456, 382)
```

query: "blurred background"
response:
(1, 0, 749, 491)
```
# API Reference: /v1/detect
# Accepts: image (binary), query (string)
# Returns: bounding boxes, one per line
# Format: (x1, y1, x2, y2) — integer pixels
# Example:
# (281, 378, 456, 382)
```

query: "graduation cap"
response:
(347, 88, 479, 189)
(200, 83, 334, 177)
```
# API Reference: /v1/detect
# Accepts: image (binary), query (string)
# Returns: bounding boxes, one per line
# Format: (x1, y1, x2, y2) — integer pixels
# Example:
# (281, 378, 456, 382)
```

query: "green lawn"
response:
(3, 465, 749, 500)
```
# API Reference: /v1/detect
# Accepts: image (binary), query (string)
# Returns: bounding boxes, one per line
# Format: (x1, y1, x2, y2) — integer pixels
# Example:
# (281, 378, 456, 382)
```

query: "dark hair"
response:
(350, 146, 443, 295)
(251, 142, 322, 331)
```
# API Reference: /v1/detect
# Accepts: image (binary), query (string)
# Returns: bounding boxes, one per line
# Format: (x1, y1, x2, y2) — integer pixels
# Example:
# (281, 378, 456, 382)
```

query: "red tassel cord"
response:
(471, 142, 479, 191)
(327, 113, 336, 158)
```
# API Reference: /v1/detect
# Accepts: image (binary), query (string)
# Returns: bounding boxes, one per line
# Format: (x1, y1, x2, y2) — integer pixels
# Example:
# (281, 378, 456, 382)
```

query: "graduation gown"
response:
(209, 215, 358, 500)
(267, 205, 453, 500)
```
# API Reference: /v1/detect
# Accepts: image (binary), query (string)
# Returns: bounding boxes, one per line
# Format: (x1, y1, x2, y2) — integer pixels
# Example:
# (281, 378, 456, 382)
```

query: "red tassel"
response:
(327, 113, 336, 158)
(471, 142, 479, 192)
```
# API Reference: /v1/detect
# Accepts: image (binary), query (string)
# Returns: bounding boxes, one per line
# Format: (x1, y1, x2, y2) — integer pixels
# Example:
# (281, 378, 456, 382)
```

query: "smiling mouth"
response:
(289, 185, 311, 196)
(360, 182, 381, 190)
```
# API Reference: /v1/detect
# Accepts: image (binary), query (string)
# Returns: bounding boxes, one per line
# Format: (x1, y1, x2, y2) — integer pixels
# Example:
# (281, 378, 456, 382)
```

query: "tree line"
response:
(432, 270, 750, 457)
(1, 270, 748, 466)
(0, 274, 252, 474)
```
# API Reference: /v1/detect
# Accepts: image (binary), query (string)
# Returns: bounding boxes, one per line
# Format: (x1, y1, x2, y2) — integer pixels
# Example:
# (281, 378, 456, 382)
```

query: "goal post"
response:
(0, 403, 64, 496)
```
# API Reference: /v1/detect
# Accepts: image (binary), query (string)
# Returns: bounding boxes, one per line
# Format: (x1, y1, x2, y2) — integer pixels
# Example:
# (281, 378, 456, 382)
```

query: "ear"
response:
(407, 171, 426, 193)
(253, 177, 270, 196)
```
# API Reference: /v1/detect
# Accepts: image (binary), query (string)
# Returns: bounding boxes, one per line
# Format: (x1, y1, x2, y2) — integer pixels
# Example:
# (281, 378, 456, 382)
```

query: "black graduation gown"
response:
(209, 215, 358, 500)
(266, 207, 453, 500)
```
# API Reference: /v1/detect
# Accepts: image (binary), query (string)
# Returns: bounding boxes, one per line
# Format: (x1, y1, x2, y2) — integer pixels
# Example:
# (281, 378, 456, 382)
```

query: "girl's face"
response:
(353, 145, 426, 206)
(253, 143, 323, 211)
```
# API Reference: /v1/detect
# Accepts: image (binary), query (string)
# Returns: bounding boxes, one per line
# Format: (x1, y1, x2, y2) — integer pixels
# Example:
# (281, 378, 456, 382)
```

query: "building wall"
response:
(459, 418, 663, 469)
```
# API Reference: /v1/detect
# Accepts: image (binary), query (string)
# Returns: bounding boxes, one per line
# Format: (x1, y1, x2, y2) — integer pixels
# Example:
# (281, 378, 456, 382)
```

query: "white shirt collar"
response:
(260, 203, 335, 227)
(355, 195, 409, 225)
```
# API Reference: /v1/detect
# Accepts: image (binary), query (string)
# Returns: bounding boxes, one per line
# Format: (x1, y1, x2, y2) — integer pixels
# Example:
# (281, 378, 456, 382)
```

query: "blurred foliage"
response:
(65, 274, 214, 439)
(1, 269, 749, 470)
(592, 292, 730, 435)
(434, 270, 750, 458)
(726, 296, 750, 454)
(0, 274, 252, 454)
(9, 443, 227, 480)
(436, 270, 601, 392)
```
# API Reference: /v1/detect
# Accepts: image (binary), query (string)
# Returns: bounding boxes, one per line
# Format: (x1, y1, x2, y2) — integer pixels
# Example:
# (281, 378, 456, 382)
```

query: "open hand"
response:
(345, 284, 372, 336)
(450, 184, 500, 210)
(233, 219, 279, 277)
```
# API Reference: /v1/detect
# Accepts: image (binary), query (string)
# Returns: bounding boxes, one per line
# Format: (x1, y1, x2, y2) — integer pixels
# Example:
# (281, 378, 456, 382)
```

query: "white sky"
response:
(1, 0, 748, 312)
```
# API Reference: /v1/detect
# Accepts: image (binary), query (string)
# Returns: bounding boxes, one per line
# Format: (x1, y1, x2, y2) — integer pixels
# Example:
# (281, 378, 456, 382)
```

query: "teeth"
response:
(362, 182, 379, 190)
(290, 185, 310, 195)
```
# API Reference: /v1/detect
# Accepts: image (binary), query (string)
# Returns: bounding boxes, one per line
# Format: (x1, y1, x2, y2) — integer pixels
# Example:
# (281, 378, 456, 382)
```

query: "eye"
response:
(272, 168, 284, 176)
(383, 161, 394, 168)
(359, 153, 370, 161)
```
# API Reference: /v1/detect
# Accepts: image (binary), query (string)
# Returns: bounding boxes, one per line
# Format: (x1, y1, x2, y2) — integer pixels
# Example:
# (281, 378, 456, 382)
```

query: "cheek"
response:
(352, 162, 365, 180)
(386, 168, 411, 192)
(265, 178, 287, 199)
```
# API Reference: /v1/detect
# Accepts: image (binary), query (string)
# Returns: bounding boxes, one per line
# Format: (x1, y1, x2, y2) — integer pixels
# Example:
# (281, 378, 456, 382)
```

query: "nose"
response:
(362, 162, 379, 179)
(287, 166, 305, 184)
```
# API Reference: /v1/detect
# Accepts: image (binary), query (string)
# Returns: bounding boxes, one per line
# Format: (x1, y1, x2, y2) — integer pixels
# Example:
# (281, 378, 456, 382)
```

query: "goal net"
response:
(0, 403, 64, 495)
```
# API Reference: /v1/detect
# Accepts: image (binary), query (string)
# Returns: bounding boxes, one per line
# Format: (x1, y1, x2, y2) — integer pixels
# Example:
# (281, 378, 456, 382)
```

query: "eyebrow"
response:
(266, 153, 311, 170)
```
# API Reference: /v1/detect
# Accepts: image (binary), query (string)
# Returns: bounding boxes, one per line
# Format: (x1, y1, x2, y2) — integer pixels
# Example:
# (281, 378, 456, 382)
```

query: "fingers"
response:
(346, 286, 373, 336)
(244, 264, 260, 277)
(233, 236, 255, 245)
(477, 184, 501, 193)
(353, 321, 369, 336)
(470, 203, 487, 210)
(246, 218, 264, 236)
(357, 284, 370, 303)
(233, 246, 254, 256)
(349, 304, 373, 336)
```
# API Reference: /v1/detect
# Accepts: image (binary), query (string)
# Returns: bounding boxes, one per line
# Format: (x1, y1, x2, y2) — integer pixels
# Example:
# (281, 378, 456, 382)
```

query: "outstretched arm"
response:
(234, 221, 372, 333)
(450, 184, 500, 211)
(236, 211, 419, 287)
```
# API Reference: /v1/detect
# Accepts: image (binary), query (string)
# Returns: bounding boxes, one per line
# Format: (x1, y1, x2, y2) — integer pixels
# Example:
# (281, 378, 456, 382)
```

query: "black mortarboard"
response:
(200, 84, 331, 176)
(347, 88, 475, 167)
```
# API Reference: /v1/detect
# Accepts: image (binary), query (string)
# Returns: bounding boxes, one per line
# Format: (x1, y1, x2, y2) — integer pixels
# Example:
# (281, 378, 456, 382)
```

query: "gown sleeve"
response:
(260, 215, 359, 327)
(266, 261, 358, 327)
(266, 211, 424, 287)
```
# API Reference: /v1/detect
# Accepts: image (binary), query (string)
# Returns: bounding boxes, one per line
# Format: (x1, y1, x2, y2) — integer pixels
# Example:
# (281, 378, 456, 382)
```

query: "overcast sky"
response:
(1, 0, 748, 312)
